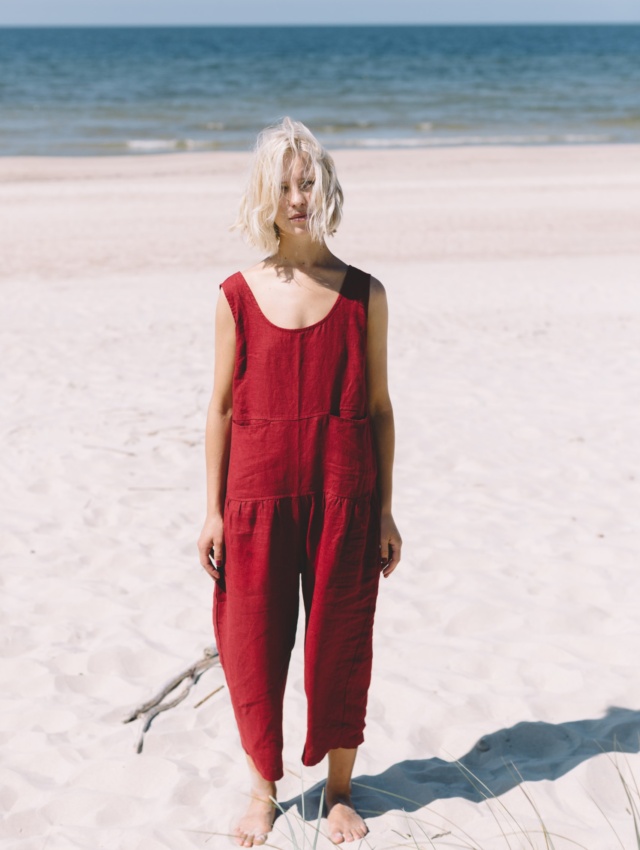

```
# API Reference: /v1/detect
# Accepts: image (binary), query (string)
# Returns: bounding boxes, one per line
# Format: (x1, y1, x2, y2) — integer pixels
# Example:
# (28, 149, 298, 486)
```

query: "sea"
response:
(0, 24, 639, 156)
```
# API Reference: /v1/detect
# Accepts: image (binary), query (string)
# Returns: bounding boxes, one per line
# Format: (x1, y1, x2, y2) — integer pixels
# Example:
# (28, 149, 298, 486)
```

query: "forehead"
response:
(281, 151, 313, 180)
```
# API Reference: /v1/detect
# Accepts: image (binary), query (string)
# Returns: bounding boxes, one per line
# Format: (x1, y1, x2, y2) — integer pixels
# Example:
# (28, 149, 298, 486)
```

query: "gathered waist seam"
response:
(232, 410, 366, 425)
(225, 489, 377, 504)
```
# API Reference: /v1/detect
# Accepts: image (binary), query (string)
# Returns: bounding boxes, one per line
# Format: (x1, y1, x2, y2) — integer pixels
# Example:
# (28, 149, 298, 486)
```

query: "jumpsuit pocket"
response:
(227, 418, 297, 498)
(227, 415, 378, 499)
(325, 413, 378, 498)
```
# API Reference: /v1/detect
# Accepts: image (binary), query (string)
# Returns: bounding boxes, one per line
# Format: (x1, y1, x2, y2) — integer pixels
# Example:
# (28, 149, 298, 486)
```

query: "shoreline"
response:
(0, 133, 628, 158)
(2, 138, 640, 163)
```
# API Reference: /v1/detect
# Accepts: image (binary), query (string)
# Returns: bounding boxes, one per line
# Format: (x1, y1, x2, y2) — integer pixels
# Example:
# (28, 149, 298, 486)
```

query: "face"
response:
(273, 154, 316, 238)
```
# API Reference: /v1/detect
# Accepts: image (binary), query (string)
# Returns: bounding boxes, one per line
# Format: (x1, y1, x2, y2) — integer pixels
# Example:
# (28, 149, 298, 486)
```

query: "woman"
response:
(197, 117, 402, 847)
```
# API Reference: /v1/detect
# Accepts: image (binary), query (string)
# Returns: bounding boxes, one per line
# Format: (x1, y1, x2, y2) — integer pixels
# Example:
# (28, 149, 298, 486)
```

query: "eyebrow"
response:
(280, 176, 315, 185)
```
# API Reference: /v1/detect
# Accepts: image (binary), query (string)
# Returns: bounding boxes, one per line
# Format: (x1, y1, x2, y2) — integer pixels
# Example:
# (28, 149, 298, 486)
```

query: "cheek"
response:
(275, 196, 288, 222)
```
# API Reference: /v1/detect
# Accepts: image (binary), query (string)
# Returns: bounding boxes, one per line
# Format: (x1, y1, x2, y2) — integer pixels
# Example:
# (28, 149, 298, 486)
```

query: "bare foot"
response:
(232, 790, 276, 847)
(326, 791, 368, 844)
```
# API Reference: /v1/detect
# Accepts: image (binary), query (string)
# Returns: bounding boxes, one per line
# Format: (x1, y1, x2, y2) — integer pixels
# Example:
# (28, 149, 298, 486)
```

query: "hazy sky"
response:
(1, 0, 639, 25)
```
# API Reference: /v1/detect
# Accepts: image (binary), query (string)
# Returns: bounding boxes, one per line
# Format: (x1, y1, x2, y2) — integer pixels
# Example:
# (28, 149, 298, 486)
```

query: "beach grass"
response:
(196, 742, 640, 849)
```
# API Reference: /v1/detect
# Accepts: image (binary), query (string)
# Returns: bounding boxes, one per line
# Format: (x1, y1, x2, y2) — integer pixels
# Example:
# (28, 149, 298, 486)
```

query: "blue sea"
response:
(0, 25, 639, 155)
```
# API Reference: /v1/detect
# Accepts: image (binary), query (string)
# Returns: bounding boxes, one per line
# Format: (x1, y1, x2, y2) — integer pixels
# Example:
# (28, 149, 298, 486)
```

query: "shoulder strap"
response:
(219, 272, 244, 322)
(344, 265, 372, 312)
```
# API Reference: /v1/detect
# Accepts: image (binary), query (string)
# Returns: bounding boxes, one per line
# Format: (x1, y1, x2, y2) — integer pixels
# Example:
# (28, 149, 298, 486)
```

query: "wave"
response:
(315, 121, 376, 133)
(413, 121, 474, 132)
(344, 132, 612, 148)
(126, 138, 218, 152)
(118, 132, 614, 155)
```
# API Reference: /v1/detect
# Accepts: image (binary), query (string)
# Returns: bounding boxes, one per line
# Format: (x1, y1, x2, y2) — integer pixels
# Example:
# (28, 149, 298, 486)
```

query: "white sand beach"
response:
(2, 143, 640, 849)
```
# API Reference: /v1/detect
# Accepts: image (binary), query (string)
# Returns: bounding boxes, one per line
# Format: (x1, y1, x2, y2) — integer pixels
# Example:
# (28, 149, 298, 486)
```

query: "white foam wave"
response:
(126, 138, 213, 152)
(127, 139, 177, 151)
(346, 132, 612, 148)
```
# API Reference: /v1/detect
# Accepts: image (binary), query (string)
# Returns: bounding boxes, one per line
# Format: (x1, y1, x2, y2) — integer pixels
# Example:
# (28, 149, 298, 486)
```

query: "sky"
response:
(0, 0, 639, 26)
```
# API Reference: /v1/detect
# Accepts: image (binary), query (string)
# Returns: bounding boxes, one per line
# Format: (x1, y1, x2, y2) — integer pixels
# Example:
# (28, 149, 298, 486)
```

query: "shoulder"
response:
(348, 266, 385, 299)
(219, 269, 243, 291)
(349, 266, 384, 296)
(364, 276, 388, 336)
(346, 268, 387, 318)
(367, 275, 387, 312)
(218, 270, 246, 323)
(238, 260, 269, 283)
(368, 275, 386, 300)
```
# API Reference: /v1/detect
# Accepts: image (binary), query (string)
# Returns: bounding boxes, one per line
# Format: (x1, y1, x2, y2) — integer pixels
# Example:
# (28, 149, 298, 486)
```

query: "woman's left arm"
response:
(366, 276, 403, 578)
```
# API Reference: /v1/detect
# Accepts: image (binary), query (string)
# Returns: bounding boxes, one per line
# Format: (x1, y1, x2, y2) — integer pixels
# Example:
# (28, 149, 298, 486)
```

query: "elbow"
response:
(368, 397, 394, 420)
(209, 393, 233, 421)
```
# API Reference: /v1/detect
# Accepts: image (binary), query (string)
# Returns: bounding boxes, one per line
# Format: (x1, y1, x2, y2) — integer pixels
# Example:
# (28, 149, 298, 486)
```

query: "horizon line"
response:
(2, 21, 640, 28)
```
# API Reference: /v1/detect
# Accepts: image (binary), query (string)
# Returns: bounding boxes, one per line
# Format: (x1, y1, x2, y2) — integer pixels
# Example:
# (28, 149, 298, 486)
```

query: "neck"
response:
(273, 234, 334, 269)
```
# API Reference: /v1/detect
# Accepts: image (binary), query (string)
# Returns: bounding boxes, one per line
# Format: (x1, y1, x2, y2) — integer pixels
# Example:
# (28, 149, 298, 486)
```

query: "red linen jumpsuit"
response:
(213, 264, 381, 782)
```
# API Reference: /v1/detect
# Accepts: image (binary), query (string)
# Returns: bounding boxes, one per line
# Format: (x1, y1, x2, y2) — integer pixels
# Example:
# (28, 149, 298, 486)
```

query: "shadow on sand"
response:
(279, 705, 640, 821)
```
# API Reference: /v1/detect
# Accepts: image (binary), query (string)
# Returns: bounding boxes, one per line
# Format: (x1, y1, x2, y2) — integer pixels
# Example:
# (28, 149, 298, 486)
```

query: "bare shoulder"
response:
(241, 260, 266, 274)
(368, 275, 388, 318)
(240, 260, 270, 283)
(368, 275, 386, 300)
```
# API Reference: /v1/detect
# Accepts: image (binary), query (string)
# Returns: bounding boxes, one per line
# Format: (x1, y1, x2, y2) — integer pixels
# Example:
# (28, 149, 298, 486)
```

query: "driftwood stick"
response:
(123, 646, 219, 723)
(124, 646, 221, 752)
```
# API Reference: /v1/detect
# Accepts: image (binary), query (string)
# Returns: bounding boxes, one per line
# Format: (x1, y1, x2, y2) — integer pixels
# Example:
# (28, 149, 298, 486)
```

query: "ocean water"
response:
(0, 24, 639, 155)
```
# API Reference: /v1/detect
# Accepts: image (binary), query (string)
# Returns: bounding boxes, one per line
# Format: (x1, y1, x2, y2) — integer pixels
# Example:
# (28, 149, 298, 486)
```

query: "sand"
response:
(2, 143, 640, 849)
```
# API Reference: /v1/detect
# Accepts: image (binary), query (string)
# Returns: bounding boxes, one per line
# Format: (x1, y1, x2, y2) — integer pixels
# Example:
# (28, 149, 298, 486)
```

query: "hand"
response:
(197, 513, 224, 581)
(379, 511, 402, 579)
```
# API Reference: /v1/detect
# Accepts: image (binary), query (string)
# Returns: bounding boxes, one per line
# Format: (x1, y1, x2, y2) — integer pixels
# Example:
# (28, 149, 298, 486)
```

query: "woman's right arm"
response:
(197, 287, 236, 581)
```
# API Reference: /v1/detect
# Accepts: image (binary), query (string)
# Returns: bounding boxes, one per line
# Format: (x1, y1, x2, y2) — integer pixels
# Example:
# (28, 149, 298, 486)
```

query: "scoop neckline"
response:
(236, 265, 352, 333)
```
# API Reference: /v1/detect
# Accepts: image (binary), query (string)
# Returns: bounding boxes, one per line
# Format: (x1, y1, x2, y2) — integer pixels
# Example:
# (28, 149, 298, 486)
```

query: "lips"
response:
(289, 213, 307, 221)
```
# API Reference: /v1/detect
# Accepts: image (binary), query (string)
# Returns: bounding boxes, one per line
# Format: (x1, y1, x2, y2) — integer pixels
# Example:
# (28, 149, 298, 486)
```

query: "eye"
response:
(301, 179, 315, 189)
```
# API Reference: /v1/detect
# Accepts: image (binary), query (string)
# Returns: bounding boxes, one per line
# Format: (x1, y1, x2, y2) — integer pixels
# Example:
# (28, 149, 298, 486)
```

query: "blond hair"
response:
(233, 117, 344, 254)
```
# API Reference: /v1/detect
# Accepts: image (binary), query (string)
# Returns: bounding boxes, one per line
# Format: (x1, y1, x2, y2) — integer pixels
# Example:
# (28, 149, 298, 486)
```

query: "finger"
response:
(207, 552, 223, 581)
(383, 546, 401, 578)
(204, 565, 221, 581)
(212, 538, 225, 564)
(197, 538, 215, 568)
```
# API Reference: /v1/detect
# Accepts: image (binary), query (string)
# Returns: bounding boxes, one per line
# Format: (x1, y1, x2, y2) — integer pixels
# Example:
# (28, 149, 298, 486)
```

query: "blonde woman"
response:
(198, 117, 402, 847)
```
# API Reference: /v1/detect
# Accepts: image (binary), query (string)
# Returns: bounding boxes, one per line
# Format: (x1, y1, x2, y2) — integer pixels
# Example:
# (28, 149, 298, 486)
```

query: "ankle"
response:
(325, 785, 352, 804)
(249, 782, 277, 801)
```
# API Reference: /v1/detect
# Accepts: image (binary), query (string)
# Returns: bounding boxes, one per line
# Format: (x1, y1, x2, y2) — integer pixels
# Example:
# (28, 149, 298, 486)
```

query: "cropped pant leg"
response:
(301, 490, 382, 767)
(213, 497, 304, 782)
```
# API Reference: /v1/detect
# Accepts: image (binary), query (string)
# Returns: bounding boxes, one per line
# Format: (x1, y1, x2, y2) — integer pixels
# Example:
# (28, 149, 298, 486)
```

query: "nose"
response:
(289, 183, 304, 207)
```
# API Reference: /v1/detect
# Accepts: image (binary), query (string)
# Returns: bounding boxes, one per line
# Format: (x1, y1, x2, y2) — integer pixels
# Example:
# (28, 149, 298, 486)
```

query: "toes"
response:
(331, 831, 344, 844)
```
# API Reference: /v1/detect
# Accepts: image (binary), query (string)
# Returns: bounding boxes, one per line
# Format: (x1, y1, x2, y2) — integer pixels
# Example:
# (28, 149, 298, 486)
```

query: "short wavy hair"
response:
(233, 116, 344, 255)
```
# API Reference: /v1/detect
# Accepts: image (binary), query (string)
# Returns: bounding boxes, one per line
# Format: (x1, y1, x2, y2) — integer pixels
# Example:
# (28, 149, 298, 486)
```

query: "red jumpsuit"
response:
(213, 264, 381, 782)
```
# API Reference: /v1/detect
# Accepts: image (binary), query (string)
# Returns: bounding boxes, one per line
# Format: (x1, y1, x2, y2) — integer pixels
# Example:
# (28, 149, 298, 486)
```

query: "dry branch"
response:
(124, 645, 221, 753)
